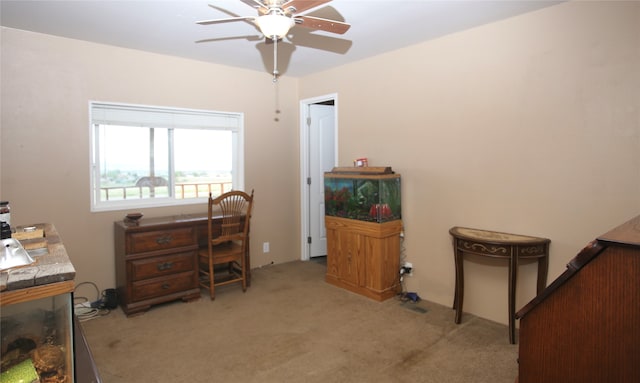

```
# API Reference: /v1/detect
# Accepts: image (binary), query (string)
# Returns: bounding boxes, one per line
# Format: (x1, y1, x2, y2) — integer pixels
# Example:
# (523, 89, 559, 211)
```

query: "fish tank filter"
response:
(324, 167, 401, 223)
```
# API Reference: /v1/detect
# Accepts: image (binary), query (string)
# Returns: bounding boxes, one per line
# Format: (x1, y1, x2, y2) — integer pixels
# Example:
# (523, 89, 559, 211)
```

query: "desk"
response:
(449, 226, 549, 344)
(115, 213, 249, 316)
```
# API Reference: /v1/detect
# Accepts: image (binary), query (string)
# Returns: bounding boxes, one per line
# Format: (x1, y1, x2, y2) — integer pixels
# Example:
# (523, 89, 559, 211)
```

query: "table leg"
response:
(454, 244, 464, 324)
(453, 278, 458, 310)
(508, 251, 518, 344)
(453, 239, 458, 310)
(536, 254, 548, 294)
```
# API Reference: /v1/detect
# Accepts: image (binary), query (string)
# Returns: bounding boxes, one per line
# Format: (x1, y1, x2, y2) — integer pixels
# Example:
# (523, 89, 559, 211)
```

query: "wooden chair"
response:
(198, 190, 254, 300)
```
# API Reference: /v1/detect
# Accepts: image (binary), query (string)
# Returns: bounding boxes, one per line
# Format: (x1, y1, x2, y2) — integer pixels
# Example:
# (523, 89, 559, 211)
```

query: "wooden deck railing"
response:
(100, 181, 232, 201)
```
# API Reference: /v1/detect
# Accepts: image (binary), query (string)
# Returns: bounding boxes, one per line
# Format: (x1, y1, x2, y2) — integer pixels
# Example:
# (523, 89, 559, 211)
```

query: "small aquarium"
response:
(1, 293, 74, 383)
(324, 167, 401, 223)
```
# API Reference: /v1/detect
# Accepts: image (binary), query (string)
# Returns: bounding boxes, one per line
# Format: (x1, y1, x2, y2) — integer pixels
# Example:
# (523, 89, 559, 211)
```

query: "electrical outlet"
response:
(263, 242, 270, 253)
(400, 261, 413, 277)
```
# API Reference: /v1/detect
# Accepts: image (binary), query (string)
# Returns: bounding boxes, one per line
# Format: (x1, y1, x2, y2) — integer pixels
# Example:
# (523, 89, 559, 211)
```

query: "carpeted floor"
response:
(80, 260, 518, 382)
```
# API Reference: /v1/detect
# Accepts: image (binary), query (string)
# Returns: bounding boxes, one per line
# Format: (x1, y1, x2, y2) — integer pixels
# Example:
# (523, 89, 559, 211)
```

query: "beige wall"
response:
(1, 1, 639, 326)
(300, 1, 639, 324)
(0, 28, 302, 293)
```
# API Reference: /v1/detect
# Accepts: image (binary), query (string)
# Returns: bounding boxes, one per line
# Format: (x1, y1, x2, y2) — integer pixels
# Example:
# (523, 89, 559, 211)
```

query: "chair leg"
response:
(241, 261, 247, 292)
(209, 260, 215, 300)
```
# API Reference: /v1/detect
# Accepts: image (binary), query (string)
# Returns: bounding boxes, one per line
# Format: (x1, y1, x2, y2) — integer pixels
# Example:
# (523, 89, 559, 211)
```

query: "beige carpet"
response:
(81, 260, 518, 382)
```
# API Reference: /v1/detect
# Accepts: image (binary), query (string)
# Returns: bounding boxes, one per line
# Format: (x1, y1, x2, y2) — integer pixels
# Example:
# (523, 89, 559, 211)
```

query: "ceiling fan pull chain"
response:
(273, 37, 279, 82)
(273, 77, 281, 122)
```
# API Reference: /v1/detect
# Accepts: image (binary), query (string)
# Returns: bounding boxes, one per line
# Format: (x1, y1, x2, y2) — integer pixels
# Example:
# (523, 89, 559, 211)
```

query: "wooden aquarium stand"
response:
(325, 216, 402, 301)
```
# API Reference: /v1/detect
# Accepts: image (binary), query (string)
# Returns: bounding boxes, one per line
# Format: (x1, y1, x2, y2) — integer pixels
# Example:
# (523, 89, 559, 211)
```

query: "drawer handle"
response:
(155, 235, 173, 245)
(157, 262, 174, 271)
(161, 283, 170, 290)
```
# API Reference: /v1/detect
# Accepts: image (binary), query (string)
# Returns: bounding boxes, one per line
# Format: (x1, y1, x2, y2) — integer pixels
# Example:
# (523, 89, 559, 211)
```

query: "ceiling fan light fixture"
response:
(256, 14, 294, 39)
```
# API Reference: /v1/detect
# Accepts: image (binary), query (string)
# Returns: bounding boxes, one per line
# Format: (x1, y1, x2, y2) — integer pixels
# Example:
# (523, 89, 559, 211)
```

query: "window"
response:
(90, 102, 244, 212)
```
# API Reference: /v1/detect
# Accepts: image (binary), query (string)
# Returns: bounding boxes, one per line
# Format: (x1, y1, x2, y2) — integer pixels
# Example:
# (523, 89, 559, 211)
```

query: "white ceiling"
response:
(0, 0, 562, 78)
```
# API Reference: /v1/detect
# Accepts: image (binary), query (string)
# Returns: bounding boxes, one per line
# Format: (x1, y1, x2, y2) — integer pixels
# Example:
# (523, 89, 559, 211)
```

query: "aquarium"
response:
(324, 169, 401, 223)
(1, 292, 74, 383)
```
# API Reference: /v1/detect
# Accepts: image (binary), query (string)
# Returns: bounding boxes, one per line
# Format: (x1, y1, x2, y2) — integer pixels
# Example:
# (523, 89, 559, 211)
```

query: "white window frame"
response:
(89, 101, 244, 212)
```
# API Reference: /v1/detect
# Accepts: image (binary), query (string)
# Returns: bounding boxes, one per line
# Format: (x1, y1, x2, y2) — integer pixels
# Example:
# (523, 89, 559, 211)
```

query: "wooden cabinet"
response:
(516, 215, 640, 383)
(115, 217, 202, 316)
(325, 216, 402, 301)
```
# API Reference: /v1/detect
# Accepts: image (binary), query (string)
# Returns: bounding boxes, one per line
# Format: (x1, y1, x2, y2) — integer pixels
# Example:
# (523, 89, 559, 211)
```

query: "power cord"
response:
(396, 235, 421, 303)
(73, 281, 112, 322)
(398, 234, 409, 294)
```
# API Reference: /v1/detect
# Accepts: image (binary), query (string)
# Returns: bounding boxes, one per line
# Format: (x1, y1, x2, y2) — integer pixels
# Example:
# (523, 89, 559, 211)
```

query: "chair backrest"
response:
(208, 190, 254, 245)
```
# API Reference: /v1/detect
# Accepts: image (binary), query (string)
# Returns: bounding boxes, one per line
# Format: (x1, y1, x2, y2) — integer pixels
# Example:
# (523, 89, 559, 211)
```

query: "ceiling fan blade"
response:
(196, 35, 264, 44)
(295, 15, 350, 34)
(239, 0, 269, 15)
(239, 0, 266, 9)
(206, 4, 240, 18)
(288, 30, 352, 54)
(196, 16, 256, 25)
(283, 0, 331, 15)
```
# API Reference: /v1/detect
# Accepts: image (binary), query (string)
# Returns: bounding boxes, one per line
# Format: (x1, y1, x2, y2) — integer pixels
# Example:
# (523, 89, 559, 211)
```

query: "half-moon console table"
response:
(449, 226, 550, 344)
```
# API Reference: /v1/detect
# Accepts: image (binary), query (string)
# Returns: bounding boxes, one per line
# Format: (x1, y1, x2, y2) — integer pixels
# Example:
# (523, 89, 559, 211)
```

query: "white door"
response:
(308, 103, 335, 258)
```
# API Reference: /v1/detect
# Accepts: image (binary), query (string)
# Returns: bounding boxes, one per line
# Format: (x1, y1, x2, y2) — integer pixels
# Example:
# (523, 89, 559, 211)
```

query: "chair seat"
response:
(198, 242, 243, 264)
(198, 242, 245, 292)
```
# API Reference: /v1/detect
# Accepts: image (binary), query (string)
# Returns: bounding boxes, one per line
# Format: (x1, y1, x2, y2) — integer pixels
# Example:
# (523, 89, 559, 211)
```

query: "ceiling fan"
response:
(196, 0, 351, 81)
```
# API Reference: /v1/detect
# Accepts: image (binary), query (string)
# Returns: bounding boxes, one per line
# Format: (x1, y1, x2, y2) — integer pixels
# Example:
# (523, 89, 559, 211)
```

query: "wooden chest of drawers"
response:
(115, 217, 203, 316)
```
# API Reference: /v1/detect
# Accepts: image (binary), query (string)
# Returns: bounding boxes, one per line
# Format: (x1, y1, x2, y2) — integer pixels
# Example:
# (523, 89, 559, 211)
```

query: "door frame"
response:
(299, 93, 339, 261)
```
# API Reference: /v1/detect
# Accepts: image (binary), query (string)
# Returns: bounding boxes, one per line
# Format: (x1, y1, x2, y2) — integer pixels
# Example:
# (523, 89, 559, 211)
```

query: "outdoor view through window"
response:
(91, 102, 242, 211)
